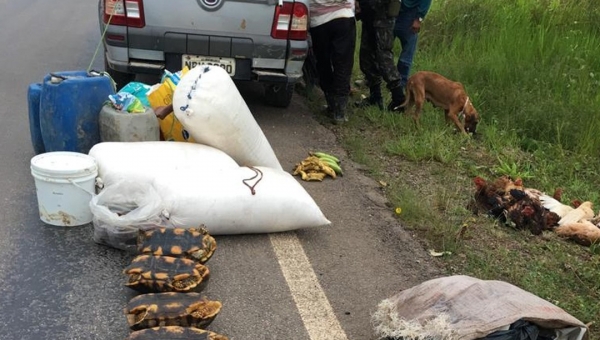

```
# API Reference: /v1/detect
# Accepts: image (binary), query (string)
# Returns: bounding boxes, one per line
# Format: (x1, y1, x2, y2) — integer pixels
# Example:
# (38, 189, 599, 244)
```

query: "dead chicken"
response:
(539, 194, 576, 218)
(506, 189, 560, 235)
(555, 220, 600, 246)
(558, 201, 594, 226)
(470, 176, 510, 218)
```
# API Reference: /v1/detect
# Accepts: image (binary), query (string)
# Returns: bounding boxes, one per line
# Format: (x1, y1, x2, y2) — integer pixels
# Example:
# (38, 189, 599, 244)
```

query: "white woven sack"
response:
(156, 166, 331, 234)
(89, 141, 239, 187)
(89, 142, 329, 234)
(172, 65, 283, 170)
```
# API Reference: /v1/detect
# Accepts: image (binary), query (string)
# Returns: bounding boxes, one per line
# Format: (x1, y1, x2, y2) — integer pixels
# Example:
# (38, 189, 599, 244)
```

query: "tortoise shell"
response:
(125, 293, 222, 331)
(124, 255, 210, 293)
(126, 326, 229, 339)
(138, 227, 217, 264)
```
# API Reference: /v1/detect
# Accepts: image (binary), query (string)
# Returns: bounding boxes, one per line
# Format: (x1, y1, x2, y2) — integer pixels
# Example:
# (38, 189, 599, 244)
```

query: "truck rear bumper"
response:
(104, 45, 304, 84)
(105, 46, 164, 75)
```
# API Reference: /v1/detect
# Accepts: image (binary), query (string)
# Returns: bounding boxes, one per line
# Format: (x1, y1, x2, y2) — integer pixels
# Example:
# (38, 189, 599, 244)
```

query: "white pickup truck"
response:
(98, 0, 309, 107)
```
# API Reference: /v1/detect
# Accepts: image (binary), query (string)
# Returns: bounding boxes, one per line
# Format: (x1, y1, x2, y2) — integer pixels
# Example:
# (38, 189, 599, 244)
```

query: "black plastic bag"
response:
(480, 320, 554, 340)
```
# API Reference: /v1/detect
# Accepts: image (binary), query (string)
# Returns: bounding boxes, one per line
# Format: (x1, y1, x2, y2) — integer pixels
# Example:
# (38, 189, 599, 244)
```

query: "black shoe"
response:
(387, 100, 405, 112)
(333, 96, 349, 124)
(354, 96, 384, 110)
(333, 115, 346, 125)
(388, 86, 406, 112)
(324, 93, 335, 113)
(333, 108, 346, 124)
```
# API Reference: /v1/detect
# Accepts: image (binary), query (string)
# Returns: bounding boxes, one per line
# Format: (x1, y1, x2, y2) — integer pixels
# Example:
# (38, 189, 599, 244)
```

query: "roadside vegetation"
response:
(305, 0, 600, 335)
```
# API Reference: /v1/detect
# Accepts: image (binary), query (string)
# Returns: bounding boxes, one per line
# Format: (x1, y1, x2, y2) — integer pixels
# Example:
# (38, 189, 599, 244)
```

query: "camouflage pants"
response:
(359, 6, 402, 91)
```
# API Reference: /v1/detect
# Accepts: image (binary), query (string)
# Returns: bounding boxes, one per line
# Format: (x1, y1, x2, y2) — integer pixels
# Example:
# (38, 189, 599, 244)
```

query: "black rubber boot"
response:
(323, 92, 335, 114)
(355, 85, 384, 110)
(333, 96, 349, 124)
(387, 85, 406, 112)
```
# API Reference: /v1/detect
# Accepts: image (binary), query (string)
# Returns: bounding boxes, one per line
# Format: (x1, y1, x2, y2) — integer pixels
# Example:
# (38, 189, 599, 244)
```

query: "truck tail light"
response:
(271, 2, 308, 41)
(103, 0, 145, 28)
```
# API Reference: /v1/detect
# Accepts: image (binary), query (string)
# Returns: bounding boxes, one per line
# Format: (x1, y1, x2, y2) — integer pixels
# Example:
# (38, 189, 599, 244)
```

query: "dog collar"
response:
(459, 97, 470, 117)
(460, 97, 469, 115)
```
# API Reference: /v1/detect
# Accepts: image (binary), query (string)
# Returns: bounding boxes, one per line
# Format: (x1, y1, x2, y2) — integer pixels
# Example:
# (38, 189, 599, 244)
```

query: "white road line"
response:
(269, 232, 348, 340)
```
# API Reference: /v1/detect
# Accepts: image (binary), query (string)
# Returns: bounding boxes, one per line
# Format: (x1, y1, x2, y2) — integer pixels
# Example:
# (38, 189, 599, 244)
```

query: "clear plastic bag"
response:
(89, 180, 166, 252)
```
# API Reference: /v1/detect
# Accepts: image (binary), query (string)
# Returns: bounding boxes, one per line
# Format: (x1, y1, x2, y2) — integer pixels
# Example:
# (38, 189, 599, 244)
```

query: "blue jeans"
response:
(393, 5, 419, 88)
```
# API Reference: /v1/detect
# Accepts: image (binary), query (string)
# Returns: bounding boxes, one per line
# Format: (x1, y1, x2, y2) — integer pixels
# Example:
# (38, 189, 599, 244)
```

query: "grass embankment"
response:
(310, 0, 600, 335)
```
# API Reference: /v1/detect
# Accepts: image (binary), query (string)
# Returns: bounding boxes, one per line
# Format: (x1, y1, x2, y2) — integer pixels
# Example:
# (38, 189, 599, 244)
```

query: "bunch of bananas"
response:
(293, 152, 343, 182)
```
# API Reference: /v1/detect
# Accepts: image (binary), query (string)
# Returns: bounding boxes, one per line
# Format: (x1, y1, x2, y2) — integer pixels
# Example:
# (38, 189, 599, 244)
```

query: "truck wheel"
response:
(104, 56, 135, 91)
(264, 83, 295, 108)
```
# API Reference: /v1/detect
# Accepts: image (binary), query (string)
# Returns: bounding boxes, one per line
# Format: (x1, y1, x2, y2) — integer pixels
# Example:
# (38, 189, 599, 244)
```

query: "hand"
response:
(154, 104, 174, 120)
(411, 18, 421, 33)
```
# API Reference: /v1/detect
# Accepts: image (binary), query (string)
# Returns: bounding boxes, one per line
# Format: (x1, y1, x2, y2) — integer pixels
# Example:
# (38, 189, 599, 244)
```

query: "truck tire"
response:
(263, 83, 295, 108)
(104, 56, 135, 91)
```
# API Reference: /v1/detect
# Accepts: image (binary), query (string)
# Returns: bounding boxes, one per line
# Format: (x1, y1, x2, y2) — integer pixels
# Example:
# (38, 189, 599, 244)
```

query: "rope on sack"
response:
(242, 166, 263, 195)
(179, 73, 202, 113)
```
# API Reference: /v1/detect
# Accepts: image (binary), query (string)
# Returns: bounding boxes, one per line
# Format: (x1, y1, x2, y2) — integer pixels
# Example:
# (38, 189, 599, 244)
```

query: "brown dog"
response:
(399, 71, 479, 135)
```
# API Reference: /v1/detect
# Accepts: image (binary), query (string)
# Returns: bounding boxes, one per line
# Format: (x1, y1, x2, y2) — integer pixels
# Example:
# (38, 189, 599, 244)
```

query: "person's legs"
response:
(329, 17, 356, 98)
(310, 23, 334, 97)
(329, 17, 357, 122)
(358, 8, 384, 108)
(372, 17, 404, 110)
(393, 7, 419, 88)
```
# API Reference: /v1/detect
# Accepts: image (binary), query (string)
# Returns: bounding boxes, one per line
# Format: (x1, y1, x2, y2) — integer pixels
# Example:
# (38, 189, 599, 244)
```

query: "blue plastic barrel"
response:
(27, 82, 45, 155)
(39, 71, 115, 154)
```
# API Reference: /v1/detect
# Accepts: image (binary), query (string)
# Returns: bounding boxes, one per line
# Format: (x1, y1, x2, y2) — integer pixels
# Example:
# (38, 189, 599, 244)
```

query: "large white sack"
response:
(89, 141, 239, 186)
(157, 166, 331, 234)
(89, 141, 330, 234)
(172, 65, 283, 170)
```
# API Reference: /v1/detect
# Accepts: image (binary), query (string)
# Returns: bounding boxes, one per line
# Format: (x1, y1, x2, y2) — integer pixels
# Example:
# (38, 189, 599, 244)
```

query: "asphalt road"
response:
(0, 1, 440, 339)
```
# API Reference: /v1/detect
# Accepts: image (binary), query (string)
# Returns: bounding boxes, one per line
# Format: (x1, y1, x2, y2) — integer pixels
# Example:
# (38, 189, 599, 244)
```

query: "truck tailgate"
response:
(142, 0, 277, 37)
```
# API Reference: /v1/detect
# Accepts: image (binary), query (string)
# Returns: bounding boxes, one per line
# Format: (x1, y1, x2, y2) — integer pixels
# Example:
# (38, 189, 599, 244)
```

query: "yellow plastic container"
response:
(146, 69, 195, 142)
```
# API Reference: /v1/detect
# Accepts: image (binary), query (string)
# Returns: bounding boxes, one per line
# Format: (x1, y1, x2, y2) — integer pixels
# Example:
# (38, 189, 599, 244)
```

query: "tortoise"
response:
(126, 326, 229, 340)
(125, 292, 222, 331)
(124, 255, 210, 293)
(138, 227, 217, 264)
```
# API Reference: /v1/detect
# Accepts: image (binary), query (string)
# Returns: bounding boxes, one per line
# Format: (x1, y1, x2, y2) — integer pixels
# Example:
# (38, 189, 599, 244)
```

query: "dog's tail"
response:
(398, 84, 412, 108)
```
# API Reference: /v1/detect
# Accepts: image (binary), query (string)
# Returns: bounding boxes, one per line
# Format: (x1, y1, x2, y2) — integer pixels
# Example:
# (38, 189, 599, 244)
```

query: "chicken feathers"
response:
(557, 201, 594, 226)
(471, 176, 505, 217)
(539, 194, 574, 218)
(471, 177, 599, 246)
(555, 220, 600, 246)
(507, 189, 559, 234)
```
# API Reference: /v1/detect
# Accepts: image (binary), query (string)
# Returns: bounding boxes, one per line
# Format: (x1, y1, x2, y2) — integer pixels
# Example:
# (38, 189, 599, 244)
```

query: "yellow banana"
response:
(320, 165, 337, 179)
(302, 163, 322, 172)
(294, 155, 341, 180)
(305, 172, 326, 181)
(299, 170, 309, 181)
(293, 163, 303, 175)
(306, 156, 324, 164)
(319, 158, 343, 176)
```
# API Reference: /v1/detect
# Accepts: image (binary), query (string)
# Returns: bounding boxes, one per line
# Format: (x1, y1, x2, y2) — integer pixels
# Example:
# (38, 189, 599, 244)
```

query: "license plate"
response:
(182, 55, 236, 76)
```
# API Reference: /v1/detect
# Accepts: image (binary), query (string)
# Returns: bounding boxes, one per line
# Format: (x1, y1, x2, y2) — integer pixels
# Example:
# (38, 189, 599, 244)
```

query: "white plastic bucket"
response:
(30, 151, 98, 226)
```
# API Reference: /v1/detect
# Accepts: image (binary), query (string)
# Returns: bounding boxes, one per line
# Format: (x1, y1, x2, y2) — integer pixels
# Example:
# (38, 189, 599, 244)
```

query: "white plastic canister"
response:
(30, 151, 98, 226)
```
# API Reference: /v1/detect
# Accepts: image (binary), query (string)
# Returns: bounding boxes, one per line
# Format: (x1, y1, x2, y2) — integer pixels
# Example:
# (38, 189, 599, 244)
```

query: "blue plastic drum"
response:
(27, 82, 45, 155)
(39, 71, 115, 154)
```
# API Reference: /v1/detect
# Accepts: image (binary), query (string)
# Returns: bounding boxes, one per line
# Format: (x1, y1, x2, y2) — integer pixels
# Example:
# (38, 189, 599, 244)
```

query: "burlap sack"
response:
(372, 275, 588, 340)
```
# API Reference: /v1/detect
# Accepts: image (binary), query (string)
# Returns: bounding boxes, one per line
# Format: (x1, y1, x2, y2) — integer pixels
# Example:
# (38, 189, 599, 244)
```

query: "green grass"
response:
(308, 0, 600, 335)
(418, 0, 600, 155)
